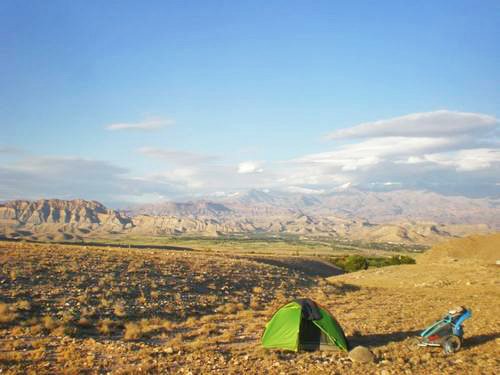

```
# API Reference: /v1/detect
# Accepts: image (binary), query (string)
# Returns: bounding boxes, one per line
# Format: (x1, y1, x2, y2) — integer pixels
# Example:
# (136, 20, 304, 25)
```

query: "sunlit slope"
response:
(421, 232, 500, 264)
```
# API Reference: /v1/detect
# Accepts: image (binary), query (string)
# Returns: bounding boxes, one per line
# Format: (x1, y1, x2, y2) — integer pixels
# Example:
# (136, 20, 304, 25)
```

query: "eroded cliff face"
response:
(0, 199, 133, 241)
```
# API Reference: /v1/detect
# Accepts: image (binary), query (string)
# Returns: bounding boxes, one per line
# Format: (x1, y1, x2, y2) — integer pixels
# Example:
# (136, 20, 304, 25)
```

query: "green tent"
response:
(261, 298, 349, 352)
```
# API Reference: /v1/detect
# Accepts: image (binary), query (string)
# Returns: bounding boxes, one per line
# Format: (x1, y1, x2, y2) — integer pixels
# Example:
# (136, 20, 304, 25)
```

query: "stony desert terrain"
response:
(0, 234, 499, 374)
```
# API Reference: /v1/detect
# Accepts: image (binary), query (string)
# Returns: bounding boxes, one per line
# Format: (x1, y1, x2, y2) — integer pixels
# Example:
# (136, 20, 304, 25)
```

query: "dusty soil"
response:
(0, 235, 498, 374)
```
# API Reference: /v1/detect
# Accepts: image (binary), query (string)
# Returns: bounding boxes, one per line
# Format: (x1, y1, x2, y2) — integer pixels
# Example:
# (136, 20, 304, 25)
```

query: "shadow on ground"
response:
(248, 256, 345, 277)
(464, 332, 500, 347)
(349, 330, 500, 350)
(349, 330, 421, 348)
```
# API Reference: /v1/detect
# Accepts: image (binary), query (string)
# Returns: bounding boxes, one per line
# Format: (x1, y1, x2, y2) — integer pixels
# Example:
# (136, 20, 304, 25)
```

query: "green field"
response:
(75, 234, 428, 258)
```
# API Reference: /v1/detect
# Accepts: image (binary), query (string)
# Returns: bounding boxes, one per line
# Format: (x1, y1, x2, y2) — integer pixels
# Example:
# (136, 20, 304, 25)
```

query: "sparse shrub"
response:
(137, 294, 147, 305)
(56, 342, 80, 363)
(99, 297, 112, 308)
(29, 323, 45, 335)
(77, 293, 89, 304)
(113, 301, 127, 317)
(151, 290, 160, 299)
(98, 319, 115, 335)
(168, 333, 184, 348)
(51, 323, 76, 337)
(252, 286, 264, 294)
(202, 322, 218, 336)
(217, 326, 238, 342)
(331, 254, 414, 272)
(250, 295, 261, 310)
(389, 255, 416, 265)
(0, 303, 18, 324)
(123, 322, 143, 340)
(11, 326, 24, 336)
(99, 322, 111, 335)
(343, 255, 368, 272)
(366, 254, 416, 268)
(42, 315, 58, 331)
(15, 300, 31, 311)
(61, 311, 76, 324)
(216, 302, 244, 314)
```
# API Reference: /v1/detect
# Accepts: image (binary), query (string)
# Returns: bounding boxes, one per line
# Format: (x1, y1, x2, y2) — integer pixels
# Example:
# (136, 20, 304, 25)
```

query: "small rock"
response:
(165, 347, 174, 354)
(349, 346, 375, 363)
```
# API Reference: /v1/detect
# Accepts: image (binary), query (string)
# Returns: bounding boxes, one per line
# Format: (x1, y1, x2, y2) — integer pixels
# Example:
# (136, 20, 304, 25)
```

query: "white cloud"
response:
(286, 186, 326, 195)
(336, 182, 353, 190)
(3, 109, 499, 203)
(105, 117, 174, 131)
(421, 148, 500, 171)
(0, 146, 24, 156)
(237, 161, 264, 174)
(285, 110, 500, 196)
(382, 181, 401, 186)
(298, 136, 459, 171)
(326, 110, 497, 140)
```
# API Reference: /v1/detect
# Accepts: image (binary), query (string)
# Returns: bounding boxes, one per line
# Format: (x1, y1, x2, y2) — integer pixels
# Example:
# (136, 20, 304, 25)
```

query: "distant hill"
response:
(212, 188, 500, 228)
(0, 196, 494, 244)
(0, 199, 133, 241)
(131, 189, 500, 228)
(131, 200, 232, 217)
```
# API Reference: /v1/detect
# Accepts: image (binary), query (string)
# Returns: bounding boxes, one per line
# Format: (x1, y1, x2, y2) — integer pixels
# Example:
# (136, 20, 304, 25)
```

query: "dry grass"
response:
(0, 239, 498, 374)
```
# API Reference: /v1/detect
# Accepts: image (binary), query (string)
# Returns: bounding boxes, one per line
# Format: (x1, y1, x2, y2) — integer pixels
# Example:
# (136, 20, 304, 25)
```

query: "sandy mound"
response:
(421, 232, 500, 264)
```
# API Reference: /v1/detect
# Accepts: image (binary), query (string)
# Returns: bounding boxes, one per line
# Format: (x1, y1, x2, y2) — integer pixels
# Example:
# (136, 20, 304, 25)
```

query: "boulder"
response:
(348, 346, 374, 363)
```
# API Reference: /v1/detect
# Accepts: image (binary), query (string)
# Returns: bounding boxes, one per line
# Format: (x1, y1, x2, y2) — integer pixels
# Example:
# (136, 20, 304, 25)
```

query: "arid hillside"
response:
(0, 233, 498, 374)
(420, 232, 500, 264)
(0, 198, 492, 244)
(211, 189, 500, 227)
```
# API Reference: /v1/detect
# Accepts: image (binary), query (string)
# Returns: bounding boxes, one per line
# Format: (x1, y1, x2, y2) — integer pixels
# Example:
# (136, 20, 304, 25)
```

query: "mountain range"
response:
(0, 189, 497, 244)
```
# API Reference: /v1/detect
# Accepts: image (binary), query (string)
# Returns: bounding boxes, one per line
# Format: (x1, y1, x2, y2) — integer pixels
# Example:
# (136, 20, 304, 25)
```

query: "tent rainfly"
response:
(261, 298, 349, 352)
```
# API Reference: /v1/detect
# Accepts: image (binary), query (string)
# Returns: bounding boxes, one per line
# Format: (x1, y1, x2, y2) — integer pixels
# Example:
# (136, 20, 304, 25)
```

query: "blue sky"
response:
(1, 1, 499, 205)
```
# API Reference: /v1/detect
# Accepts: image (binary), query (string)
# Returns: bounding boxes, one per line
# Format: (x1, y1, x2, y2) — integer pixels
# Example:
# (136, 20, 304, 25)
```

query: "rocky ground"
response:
(0, 234, 498, 374)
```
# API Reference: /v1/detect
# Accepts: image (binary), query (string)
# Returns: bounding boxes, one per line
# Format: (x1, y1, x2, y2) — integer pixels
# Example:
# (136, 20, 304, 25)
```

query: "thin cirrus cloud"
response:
(325, 110, 498, 140)
(0, 156, 182, 204)
(0, 146, 24, 155)
(105, 117, 174, 131)
(137, 147, 218, 165)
